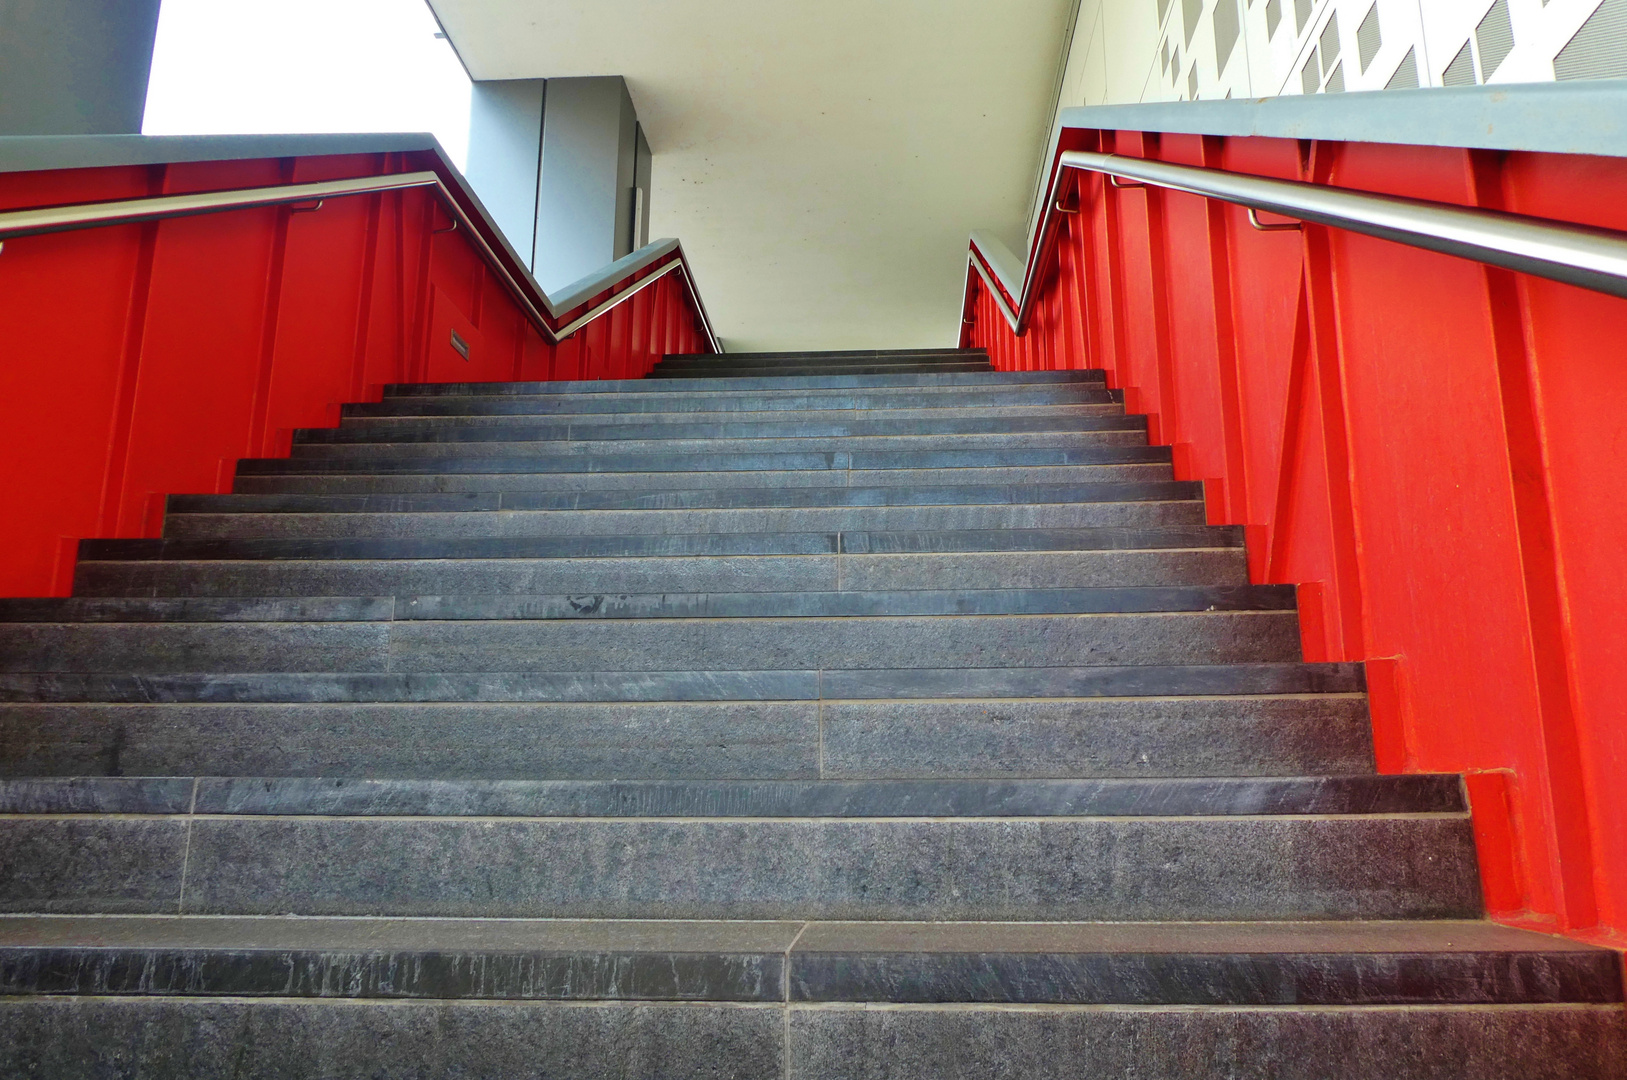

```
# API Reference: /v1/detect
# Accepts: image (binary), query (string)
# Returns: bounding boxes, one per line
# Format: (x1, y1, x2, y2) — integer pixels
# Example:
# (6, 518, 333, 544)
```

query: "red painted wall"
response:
(966, 129, 1627, 947)
(0, 151, 709, 598)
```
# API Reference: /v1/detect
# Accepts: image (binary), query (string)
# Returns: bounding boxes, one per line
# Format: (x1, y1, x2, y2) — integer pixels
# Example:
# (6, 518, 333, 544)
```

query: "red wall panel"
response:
(0, 151, 709, 598)
(967, 130, 1627, 949)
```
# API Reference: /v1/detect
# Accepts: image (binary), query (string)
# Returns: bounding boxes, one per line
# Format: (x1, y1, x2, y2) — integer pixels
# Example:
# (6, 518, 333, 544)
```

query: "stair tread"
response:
(0, 916, 1613, 1007)
(0, 663, 1366, 703)
(0, 774, 1460, 817)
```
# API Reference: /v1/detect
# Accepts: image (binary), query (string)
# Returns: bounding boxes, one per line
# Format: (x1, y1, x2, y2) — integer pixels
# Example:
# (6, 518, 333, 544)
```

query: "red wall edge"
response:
(967, 130, 1627, 947)
(0, 152, 710, 598)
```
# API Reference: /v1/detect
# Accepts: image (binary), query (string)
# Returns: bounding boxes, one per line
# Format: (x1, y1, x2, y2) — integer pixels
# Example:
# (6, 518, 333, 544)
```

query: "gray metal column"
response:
(464, 75, 646, 294)
(0, 0, 163, 135)
(465, 80, 547, 270)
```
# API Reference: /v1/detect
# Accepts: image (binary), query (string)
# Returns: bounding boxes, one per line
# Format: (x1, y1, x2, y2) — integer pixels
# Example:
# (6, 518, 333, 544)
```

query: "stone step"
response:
(0, 585, 1295, 623)
(0, 662, 1366, 703)
(0, 693, 1373, 779)
(661, 348, 990, 364)
(0, 775, 1462, 818)
(238, 446, 1174, 476)
(2, 997, 1617, 1079)
(0, 611, 1302, 673)
(160, 503, 1208, 541)
(174, 479, 1200, 514)
(230, 462, 1178, 494)
(77, 525, 1244, 563)
(659, 363, 997, 378)
(284, 430, 1152, 462)
(0, 812, 1478, 921)
(386, 369, 1103, 395)
(348, 390, 1123, 417)
(72, 549, 1250, 598)
(300, 412, 1141, 445)
(0, 916, 1613, 1006)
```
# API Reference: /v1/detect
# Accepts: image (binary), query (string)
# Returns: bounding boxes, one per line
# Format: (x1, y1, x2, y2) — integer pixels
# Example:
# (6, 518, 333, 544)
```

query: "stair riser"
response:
(0, 816, 1480, 920)
(649, 364, 994, 377)
(1, 1000, 1621, 1080)
(390, 370, 1101, 394)
(0, 696, 1366, 782)
(173, 480, 1200, 514)
(0, 664, 1369, 705)
(347, 396, 1123, 419)
(72, 550, 1251, 597)
(160, 503, 1208, 541)
(0, 698, 1373, 780)
(788, 1005, 1627, 1080)
(0, 586, 1296, 624)
(286, 432, 1153, 460)
(79, 527, 1246, 562)
(239, 447, 1173, 475)
(0, 613, 1304, 673)
(230, 463, 1178, 494)
(308, 412, 1139, 443)
(0, 776, 1461, 818)
(353, 389, 1120, 417)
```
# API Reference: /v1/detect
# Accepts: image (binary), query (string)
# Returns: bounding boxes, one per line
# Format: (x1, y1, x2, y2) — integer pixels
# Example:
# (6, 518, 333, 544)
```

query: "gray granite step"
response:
(160, 502, 1208, 541)
(660, 348, 989, 365)
(1, 775, 1457, 818)
(351, 385, 1125, 414)
(239, 445, 1174, 475)
(0, 693, 1374, 780)
(2, 996, 1618, 1079)
(0, 610, 1303, 673)
(173, 479, 1200, 514)
(230, 461, 1178, 494)
(0, 585, 1295, 623)
(285, 430, 1152, 462)
(347, 391, 1123, 418)
(71, 549, 1251, 597)
(387, 369, 1102, 395)
(3, 916, 1611, 1007)
(648, 363, 996, 378)
(77, 525, 1245, 563)
(0, 663, 1366, 704)
(300, 412, 1142, 444)
(0, 812, 1480, 920)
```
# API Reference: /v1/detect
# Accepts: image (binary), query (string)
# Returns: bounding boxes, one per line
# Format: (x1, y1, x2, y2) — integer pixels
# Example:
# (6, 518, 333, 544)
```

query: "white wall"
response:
(1059, 0, 1626, 107)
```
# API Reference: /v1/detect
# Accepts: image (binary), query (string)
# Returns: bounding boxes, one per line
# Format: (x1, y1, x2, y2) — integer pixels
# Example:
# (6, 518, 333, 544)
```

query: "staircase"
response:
(0, 348, 1620, 1078)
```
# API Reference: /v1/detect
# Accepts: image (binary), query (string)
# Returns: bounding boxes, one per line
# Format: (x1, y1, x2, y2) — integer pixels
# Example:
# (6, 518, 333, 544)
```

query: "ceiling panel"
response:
(429, 0, 1074, 350)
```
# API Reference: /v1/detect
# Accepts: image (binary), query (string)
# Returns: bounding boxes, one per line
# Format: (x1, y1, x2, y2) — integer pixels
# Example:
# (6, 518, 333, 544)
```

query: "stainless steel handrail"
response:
(974, 146, 1627, 333)
(0, 171, 720, 351)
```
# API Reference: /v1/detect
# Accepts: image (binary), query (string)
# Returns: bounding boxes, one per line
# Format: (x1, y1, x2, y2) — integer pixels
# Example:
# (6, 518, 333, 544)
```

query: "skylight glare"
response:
(143, 0, 472, 167)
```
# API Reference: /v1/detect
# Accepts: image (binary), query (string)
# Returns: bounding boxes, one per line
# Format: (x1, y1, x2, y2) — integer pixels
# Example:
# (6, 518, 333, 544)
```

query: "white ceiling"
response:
(428, 0, 1074, 351)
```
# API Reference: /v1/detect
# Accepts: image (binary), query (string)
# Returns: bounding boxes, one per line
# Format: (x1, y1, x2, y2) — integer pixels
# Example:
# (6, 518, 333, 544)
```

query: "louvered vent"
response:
(1357, 4, 1383, 73)
(1386, 47, 1420, 89)
(1476, 0, 1515, 80)
(1555, 0, 1627, 80)
(1443, 42, 1476, 85)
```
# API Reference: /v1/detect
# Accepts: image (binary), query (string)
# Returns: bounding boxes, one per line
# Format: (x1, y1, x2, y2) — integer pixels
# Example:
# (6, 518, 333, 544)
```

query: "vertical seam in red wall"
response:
(409, 195, 438, 382)
(347, 190, 384, 401)
(1468, 150, 1600, 928)
(96, 218, 161, 538)
(1266, 273, 1313, 585)
(1201, 137, 1251, 522)
(246, 206, 292, 456)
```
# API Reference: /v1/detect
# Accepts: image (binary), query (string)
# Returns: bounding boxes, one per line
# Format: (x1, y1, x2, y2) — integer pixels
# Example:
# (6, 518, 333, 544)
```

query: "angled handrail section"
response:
(970, 145, 1627, 335)
(0, 171, 720, 352)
